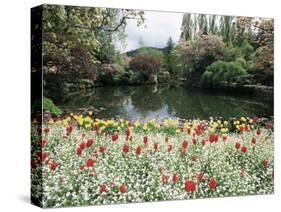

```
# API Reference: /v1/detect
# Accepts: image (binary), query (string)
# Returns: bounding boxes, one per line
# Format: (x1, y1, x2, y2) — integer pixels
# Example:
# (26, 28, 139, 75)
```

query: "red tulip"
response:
(192, 155, 197, 161)
(262, 160, 269, 167)
(99, 146, 105, 153)
(136, 146, 141, 155)
(50, 162, 57, 171)
(119, 183, 126, 193)
(123, 144, 130, 153)
(165, 137, 169, 143)
(44, 128, 49, 134)
(79, 165, 85, 170)
(40, 139, 47, 146)
(36, 128, 42, 134)
(185, 180, 196, 192)
(172, 173, 179, 183)
(86, 158, 96, 167)
(79, 142, 86, 150)
(266, 122, 273, 129)
(251, 137, 256, 144)
(252, 116, 258, 124)
(195, 128, 202, 135)
(187, 128, 191, 134)
(198, 172, 204, 182)
(256, 128, 261, 135)
(179, 147, 186, 155)
(143, 136, 148, 144)
(86, 138, 94, 148)
(167, 144, 173, 152)
(241, 145, 248, 153)
(125, 128, 130, 137)
(153, 143, 158, 152)
(96, 130, 100, 136)
(201, 139, 206, 146)
(66, 125, 73, 134)
(192, 138, 197, 145)
(209, 134, 219, 143)
(94, 124, 99, 131)
(76, 148, 83, 156)
(182, 140, 188, 149)
(235, 142, 241, 149)
(112, 133, 119, 141)
(82, 133, 86, 138)
(162, 175, 168, 183)
(209, 177, 217, 189)
(101, 184, 106, 193)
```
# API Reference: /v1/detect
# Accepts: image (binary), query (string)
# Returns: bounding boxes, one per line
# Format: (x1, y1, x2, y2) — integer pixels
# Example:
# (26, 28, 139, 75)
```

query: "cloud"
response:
(121, 10, 183, 52)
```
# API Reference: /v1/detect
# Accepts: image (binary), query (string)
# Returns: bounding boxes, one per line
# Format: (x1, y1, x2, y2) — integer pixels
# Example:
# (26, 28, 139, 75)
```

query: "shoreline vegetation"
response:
(36, 5, 273, 107)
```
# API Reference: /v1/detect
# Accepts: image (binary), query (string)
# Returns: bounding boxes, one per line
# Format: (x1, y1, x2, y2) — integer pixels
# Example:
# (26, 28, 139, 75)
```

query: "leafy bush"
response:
(78, 79, 94, 89)
(32, 97, 62, 115)
(173, 34, 226, 77)
(201, 60, 246, 88)
(97, 64, 126, 85)
(249, 46, 273, 86)
(134, 47, 164, 61)
(129, 55, 162, 81)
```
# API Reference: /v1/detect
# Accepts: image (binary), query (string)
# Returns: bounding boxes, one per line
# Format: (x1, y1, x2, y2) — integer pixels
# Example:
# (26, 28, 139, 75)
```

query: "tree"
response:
(250, 18, 274, 85)
(180, 14, 193, 41)
(175, 34, 226, 75)
(129, 55, 162, 81)
(42, 5, 145, 81)
(201, 60, 246, 88)
(164, 37, 175, 72)
(219, 16, 234, 44)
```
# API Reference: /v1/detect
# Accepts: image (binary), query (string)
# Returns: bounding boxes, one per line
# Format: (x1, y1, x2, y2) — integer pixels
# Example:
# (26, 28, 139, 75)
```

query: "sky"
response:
(120, 10, 183, 52)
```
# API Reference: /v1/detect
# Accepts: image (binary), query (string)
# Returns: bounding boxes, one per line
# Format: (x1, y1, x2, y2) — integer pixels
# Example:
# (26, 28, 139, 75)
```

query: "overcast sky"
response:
(120, 10, 183, 52)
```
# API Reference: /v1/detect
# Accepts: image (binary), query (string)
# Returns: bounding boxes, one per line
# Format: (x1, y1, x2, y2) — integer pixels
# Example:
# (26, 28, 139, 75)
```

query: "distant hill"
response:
(125, 46, 168, 57)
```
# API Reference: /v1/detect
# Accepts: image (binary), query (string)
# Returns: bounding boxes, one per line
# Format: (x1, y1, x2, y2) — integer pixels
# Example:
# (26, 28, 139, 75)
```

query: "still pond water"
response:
(52, 85, 273, 121)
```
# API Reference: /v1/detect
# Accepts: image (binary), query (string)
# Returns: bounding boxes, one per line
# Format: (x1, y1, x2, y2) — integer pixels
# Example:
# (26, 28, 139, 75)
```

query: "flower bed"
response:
(31, 115, 274, 207)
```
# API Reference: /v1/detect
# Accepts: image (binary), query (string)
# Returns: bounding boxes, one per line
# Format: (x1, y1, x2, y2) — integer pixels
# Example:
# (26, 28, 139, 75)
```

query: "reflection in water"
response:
(50, 85, 273, 121)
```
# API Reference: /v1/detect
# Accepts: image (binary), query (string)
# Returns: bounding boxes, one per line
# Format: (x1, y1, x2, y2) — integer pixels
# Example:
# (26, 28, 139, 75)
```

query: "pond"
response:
(50, 85, 273, 121)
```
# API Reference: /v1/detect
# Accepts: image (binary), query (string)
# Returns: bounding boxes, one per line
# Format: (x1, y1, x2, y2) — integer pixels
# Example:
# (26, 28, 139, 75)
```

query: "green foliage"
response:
(42, 5, 145, 83)
(32, 97, 62, 115)
(79, 79, 94, 88)
(98, 64, 126, 85)
(164, 37, 175, 72)
(234, 57, 247, 69)
(241, 40, 254, 61)
(133, 47, 165, 62)
(201, 60, 246, 88)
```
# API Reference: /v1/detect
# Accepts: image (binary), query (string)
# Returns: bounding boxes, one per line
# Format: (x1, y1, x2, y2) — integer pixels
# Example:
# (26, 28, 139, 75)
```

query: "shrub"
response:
(201, 60, 246, 88)
(249, 46, 273, 86)
(97, 64, 126, 85)
(129, 55, 162, 81)
(32, 97, 62, 116)
(78, 79, 94, 89)
(173, 34, 226, 77)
